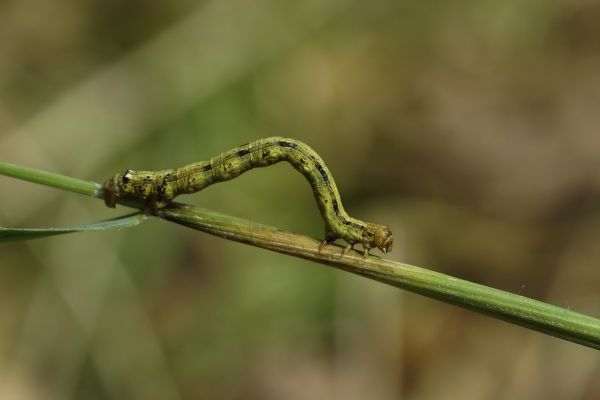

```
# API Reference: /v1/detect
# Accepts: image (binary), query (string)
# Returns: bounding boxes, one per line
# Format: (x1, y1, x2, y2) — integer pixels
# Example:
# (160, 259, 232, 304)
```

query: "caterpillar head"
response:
(102, 169, 137, 208)
(364, 223, 393, 254)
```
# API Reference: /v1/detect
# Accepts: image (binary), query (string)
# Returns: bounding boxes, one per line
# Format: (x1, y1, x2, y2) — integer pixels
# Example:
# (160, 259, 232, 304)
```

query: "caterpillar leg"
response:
(362, 243, 372, 258)
(142, 202, 155, 216)
(318, 240, 329, 252)
(342, 243, 354, 256)
(143, 198, 168, 215)
(319, 231, 338, 252)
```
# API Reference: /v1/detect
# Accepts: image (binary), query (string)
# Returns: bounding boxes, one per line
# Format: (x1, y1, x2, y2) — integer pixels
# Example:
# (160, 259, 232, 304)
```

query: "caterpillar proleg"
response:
(103, 137, 393, 256)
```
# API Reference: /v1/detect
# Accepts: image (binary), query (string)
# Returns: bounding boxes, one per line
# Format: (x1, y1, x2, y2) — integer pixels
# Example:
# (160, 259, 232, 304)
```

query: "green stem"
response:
(160, 204, 600, 350)
(2, 161, 599, 349)
(0, 161, 102, 198)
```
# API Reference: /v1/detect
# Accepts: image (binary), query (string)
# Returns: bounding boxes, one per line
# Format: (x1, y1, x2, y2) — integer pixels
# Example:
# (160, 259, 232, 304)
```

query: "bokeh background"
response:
(1, 0, 600, 398)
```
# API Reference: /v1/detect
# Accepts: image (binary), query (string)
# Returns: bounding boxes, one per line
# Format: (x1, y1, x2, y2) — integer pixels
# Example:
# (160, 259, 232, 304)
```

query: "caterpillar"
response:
(103, 137, 393, 256)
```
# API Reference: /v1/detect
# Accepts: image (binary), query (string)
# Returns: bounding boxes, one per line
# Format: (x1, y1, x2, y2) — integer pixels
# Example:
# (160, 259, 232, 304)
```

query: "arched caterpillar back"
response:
(103, 137, 393, 256)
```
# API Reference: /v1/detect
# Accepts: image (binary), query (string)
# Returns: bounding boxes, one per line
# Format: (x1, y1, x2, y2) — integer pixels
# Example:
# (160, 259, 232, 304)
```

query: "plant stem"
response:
(160, 203, 600, 350)
(0, 161, 102, 198)
(2, 161, 599, 349)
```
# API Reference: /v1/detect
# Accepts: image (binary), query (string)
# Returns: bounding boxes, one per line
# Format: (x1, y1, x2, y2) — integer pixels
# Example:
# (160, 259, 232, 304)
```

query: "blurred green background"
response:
(1, 0, 600, 398)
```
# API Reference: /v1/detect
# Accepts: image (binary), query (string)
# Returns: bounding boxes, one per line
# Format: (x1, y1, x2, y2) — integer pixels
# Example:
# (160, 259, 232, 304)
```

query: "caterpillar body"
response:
(103, 137, 393, 255)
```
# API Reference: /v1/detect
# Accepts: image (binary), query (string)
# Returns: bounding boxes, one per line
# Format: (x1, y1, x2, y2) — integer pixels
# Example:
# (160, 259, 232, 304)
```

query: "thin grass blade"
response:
(0, 213, 146, 243)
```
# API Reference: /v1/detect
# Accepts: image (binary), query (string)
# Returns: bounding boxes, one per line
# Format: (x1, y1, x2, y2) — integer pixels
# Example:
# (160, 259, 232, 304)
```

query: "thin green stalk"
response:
(0, 161, 102, 198)
(2, 161, 599, 349)
(159, 204, 600, 350)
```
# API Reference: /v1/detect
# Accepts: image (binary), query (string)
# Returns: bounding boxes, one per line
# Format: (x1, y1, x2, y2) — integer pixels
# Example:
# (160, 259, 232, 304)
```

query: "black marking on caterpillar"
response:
(102, 137, 393, 255)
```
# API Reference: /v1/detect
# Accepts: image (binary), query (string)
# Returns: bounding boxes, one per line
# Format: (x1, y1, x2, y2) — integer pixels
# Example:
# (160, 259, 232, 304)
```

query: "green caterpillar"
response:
(103, 137, 393, 256)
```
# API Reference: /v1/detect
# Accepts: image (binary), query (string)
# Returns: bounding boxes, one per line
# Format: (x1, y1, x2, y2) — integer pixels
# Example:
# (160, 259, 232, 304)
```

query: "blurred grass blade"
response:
(0, 213, 146, 243)
(159, 203, 600, 350)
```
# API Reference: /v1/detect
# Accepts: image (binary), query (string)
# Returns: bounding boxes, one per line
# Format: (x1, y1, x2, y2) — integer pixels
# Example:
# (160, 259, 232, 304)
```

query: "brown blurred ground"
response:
(0, 0, 599, 399)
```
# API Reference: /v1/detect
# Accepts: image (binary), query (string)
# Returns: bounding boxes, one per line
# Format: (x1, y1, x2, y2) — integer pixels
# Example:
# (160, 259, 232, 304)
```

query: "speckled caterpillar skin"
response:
(103, 137, 393, 254)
